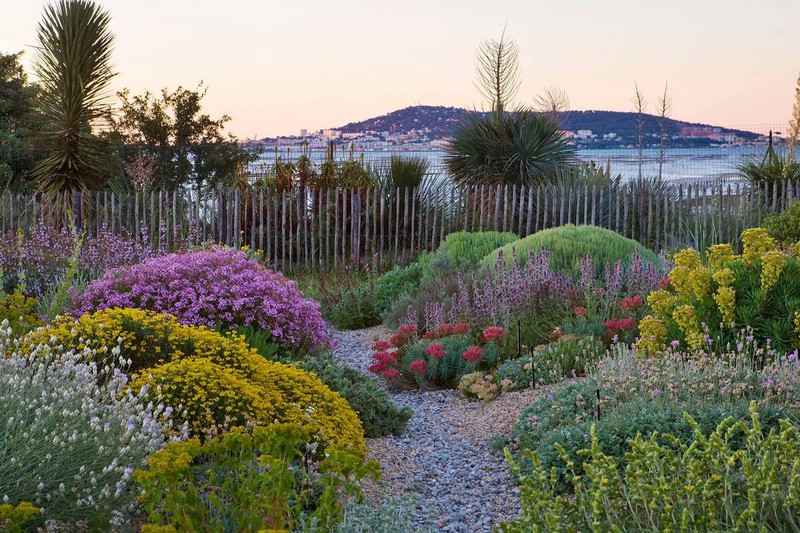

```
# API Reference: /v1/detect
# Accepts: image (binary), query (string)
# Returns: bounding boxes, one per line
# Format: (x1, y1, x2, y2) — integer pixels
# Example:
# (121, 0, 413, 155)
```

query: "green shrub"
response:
(517, 397, 791, 493)
(534, 335, 605, 379)
(0, 293, 41, 336)
(502, 339, 800, 491)
(436, 231, 518, 269)
(374, 261, 425, 317)
(764, 200, 800, 245)
(483, 225, 659, 276)
(493, 358, 534, 392)
(294, 269, 381, 330)
(301, 355, 413, 438)
(135, 424, 379, 532)
(325, 282, 382, 330)
(497, 403, 800, 532)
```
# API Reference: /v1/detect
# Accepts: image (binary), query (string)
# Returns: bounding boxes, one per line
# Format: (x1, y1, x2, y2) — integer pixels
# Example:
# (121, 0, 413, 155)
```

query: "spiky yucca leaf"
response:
(32, 0, 116, 192)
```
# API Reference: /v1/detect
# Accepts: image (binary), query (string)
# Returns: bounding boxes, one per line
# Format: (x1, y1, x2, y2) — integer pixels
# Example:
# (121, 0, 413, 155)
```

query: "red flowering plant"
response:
(368, 323, 503, 389)
(604, 316, 639, 344)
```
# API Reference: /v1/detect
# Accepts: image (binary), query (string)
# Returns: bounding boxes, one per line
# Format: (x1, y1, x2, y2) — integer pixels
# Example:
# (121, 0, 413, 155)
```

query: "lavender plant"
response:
(412, 249, 664, 335)
(0, 320, 180, 525)
(0, 225, 178, 296)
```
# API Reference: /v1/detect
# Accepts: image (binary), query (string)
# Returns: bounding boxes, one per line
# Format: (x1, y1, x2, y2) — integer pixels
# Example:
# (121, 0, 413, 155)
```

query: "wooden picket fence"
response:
(1, 180, 797, 271)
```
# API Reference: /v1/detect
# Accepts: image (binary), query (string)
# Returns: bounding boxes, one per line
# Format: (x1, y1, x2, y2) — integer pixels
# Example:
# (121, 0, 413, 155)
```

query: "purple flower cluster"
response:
(412, 249, 664, 331)
(71, 248, 329, 352)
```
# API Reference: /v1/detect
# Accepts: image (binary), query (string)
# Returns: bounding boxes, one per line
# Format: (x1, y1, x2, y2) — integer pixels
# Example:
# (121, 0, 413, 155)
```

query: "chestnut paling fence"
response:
(1, 180, 797, 271)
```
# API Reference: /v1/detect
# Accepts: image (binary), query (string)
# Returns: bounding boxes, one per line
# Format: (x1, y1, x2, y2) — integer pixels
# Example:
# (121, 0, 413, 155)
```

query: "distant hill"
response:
(332, 105, 760, 143)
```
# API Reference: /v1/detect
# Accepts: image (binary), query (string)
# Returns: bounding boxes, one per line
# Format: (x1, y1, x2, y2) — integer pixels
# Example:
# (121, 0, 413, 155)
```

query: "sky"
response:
(2, 0, 799, 139)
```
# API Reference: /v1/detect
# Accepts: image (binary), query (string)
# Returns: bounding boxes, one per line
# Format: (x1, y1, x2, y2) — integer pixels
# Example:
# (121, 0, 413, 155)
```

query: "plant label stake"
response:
(595, 388, 601, 421)
(530, 346, 536, 389)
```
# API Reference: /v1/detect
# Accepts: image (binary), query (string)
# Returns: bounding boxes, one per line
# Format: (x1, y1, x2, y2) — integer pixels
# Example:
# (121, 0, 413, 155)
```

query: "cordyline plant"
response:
(32, 0, 117, 192)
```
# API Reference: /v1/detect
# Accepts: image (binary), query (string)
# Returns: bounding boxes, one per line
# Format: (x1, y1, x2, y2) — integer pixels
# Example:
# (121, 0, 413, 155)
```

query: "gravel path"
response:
(332, 327, 552, 533)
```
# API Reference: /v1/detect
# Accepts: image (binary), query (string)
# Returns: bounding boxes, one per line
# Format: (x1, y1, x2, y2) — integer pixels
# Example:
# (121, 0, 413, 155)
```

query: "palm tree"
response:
(32, 0, 116, 192)
(445, 31, 574, 186)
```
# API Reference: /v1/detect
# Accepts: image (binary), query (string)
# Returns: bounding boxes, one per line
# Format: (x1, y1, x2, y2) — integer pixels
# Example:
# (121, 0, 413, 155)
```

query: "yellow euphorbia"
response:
(636, 315, 666, 357)
(712, 268, 735, 288)
(647, 289, 678, 320)
(741, 227, 776, 266)
(705, 243, 736, 271)
(713, 286, 736, 327)
(761, 250, 785, 292)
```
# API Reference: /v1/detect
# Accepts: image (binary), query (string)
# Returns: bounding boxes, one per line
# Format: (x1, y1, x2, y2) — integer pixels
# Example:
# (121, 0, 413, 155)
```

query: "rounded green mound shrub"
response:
(436, 231, 519, 269)
(764, 200, 800, 245)
(482, 224, 659, 275)
(378, 231, 520, 325)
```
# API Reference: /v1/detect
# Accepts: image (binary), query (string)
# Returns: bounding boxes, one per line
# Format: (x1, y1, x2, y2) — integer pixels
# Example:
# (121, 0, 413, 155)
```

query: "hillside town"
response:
(247, 106, 774, 152)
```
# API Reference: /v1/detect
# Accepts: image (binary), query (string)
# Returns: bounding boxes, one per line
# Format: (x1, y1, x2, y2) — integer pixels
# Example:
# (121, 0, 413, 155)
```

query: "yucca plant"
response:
(446, 109, 575, 186)
(32, 0, 117, 192)
(738, 138, 800, 186)
(445, 31, 575, 186)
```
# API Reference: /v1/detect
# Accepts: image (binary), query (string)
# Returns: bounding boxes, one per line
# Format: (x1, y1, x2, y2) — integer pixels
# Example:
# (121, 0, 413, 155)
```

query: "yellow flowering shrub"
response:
(760, 249, 785, 292)
(635, 315, 666, 356)
(741, 227, 776, 266)
(705, 243, 736, 270)
(643, 227, 800, 355)
(132, 357, 280, 438)
(712, 268, 734, 288)
(674, 248, 702, 269)
(713, 286, 736, 326)
(0, 501, 40, 532)
(669, 249, 704, 299)
(22, 308, 249, 372)
(688, 268, 712, 299)
(646, 289, 678, 318)
(796, 312, 800, 337)
(26, 308, 366, 449)
(672, 305, 705, 351)
(135, 424, 378, 532)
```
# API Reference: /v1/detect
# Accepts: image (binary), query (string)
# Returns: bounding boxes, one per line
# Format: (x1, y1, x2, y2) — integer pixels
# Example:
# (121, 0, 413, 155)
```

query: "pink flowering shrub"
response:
(71, 248, 328, 352)
(368, 323, 503, 389)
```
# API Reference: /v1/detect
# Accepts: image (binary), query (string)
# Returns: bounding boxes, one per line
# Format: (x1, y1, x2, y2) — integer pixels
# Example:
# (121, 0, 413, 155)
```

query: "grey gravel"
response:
(331, 326, 552, 533)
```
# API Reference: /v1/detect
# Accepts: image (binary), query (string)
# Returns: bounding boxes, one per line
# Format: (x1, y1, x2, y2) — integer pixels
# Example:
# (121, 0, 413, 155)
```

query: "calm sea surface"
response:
(254, 146, 781, 182)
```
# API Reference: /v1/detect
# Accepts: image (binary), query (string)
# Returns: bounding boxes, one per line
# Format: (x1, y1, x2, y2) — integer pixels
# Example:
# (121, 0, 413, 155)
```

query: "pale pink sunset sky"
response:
(2, 0, 799, 138)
